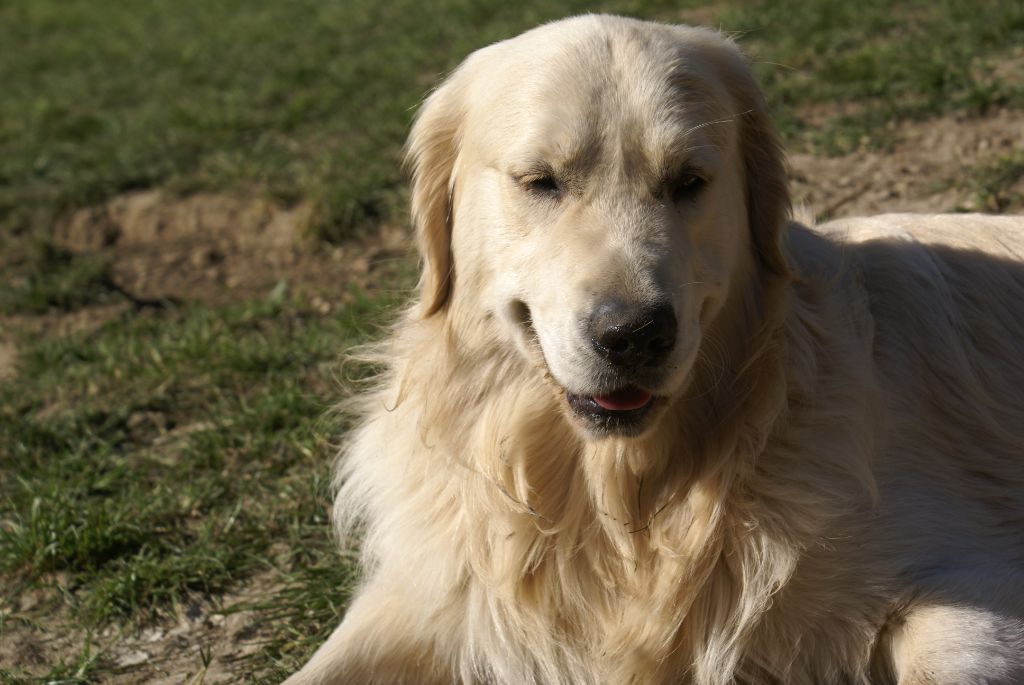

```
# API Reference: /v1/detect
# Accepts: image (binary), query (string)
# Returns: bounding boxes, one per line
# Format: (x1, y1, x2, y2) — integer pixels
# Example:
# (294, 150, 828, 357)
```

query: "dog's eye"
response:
(520, 173, 563, 199)
(670, 173, 707, 204)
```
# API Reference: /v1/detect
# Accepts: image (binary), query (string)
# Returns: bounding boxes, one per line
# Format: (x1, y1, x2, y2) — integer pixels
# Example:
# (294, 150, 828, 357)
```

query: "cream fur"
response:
(284, 15, 1024, 685)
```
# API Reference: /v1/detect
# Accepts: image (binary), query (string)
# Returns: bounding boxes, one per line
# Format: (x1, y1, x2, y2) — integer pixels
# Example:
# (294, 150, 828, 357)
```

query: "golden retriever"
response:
(285, 15, 1024, 685)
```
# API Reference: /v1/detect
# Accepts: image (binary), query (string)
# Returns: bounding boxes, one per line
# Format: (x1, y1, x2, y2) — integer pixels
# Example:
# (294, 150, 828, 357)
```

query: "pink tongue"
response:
(594, 388, 653, 411)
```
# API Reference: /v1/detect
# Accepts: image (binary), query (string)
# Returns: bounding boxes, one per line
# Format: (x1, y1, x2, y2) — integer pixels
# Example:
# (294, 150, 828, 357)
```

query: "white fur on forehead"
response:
(458, 16, 746, 134)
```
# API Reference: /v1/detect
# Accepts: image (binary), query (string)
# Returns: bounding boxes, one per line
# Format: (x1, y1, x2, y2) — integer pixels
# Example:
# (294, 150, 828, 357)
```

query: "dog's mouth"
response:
(592, 387, 653, 411)
(508, 299, 665, 436)
(565, 386, 657, 435)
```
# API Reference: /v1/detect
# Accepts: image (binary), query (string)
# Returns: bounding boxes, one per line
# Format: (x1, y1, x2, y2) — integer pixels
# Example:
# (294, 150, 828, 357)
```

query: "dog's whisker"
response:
(674, 280, 707, 290)
(680, 110, 752, 139)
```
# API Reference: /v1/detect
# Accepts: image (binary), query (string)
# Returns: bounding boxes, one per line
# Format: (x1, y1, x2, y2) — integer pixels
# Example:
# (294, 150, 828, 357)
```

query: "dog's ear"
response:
(404, 69, 470, 317)
(708, 36, 792, 277)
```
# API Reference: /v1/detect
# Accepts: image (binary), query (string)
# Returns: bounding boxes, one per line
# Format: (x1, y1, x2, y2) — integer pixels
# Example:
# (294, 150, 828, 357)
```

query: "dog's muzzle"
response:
(564, 299, 676, 436)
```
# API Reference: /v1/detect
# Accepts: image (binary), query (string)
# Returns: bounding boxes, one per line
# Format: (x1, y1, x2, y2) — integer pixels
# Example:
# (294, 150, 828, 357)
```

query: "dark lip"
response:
(565, 389, 657, 436)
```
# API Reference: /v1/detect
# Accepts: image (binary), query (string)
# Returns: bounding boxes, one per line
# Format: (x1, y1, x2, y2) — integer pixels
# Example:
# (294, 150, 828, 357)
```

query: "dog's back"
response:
(815, 213, 1024, 523)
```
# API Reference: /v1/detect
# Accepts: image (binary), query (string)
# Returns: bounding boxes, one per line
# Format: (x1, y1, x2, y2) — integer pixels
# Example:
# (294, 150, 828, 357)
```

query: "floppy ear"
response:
(404, 70, 469, 317)
(713, 39, 792, 277)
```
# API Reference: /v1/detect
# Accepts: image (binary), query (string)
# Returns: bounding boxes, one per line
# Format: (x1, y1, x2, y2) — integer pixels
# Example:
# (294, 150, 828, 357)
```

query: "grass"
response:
(724, 0, 1024, 153)
(0, 285, 392, 680)
(0, 638, 104, 685)
(0, 241, 117, 315)
(1, 0, 1023, 682)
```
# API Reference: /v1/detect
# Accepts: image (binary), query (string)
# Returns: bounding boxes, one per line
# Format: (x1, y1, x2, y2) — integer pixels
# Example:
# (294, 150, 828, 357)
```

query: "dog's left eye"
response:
(670, 173, 707, 204)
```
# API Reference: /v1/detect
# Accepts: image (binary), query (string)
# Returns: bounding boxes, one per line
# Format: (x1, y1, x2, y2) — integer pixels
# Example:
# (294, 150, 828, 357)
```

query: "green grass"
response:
(2, 0, 1023, 681)
(0, 290, 391, 678)
(723, 0, 1024, 153)
(0, 241, 118, 315)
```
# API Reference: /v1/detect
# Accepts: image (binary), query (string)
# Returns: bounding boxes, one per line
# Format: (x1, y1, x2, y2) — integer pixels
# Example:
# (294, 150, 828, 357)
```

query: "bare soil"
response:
(1, 109, 1022, 683)
(51, 190, 413, 308)
(790, 108, 1024, 218)
(1, 575, 276, 685)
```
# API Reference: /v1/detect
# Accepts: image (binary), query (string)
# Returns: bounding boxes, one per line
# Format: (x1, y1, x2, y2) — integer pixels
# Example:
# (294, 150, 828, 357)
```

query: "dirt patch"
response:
(1, 574, 279, 685)
(55, 191, 308, 253)
(52, 190, 411, 308)
(99, 599, 270, 685)
(789, 108, 1024, 219)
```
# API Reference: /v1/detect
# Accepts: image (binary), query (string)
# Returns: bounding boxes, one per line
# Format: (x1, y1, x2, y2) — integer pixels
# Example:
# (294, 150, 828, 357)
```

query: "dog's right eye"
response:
(519, 173, 563, 199)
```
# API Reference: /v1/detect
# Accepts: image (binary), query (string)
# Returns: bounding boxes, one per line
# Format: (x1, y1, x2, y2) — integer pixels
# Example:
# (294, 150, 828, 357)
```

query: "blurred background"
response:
(1, 1, 1021, 682)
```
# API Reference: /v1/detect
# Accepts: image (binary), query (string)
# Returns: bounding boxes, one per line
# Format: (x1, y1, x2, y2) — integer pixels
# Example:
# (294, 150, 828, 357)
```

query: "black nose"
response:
(589, 300, 677, 368)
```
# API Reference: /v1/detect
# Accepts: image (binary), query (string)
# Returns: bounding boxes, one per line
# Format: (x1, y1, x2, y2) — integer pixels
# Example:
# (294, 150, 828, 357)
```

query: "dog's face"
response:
(407, 16, 789, 438)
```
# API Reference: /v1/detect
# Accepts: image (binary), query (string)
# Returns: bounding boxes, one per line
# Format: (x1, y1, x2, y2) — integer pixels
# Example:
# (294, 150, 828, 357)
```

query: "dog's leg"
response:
(888, 602, 1024, 685)
(281, 578, 457, 685)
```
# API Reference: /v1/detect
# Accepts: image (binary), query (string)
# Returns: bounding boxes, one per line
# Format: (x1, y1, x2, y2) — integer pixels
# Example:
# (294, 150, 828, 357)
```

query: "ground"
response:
(1, 1, 1023, 682)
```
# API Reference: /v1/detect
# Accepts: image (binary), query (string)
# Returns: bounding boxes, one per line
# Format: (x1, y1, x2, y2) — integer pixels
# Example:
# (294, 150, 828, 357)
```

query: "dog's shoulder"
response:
(800, 213, 1024, 304)
(788, 212, 1024, 403)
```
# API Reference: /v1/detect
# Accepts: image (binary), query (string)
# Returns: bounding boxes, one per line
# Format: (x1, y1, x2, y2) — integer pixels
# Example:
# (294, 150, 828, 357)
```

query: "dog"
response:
(284, 15, 1024, 685)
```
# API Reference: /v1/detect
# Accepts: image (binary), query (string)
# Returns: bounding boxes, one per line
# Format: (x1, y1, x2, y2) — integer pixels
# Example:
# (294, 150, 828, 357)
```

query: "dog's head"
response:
(406, 16, 790, 438)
